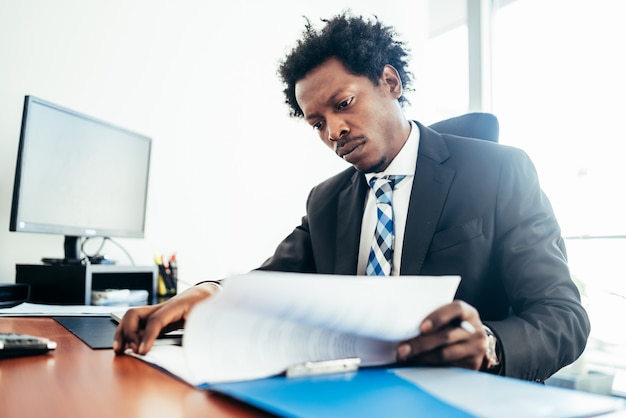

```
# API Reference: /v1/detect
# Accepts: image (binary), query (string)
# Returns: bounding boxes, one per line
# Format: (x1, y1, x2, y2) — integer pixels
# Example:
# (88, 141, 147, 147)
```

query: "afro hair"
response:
(278, 12, 413, 118)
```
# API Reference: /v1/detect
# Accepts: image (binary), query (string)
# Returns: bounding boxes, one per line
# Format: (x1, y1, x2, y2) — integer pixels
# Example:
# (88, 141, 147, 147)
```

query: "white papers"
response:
(0, 302, 119, 316)
(395, 367, 626, 418)
(132, 271, 460, 386)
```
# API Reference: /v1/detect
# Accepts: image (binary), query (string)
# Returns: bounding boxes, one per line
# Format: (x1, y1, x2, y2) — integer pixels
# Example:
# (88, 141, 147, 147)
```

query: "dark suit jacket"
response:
(259, 121, 590, 382)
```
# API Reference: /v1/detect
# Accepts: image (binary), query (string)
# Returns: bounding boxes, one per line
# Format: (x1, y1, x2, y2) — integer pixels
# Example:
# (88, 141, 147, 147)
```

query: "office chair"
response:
(428, 112, 499, 143)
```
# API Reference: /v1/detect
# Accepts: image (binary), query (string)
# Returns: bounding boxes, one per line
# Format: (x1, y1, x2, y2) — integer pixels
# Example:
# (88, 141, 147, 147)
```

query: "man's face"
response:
(294, 57, 408, 173)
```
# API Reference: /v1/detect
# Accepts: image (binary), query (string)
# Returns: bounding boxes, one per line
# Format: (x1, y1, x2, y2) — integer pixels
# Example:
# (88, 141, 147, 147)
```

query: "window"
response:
(421, 0, 469, 123)
(492, 0, 626, 391)
(492, 0, 626, 238)
(425, 0, 626, 393)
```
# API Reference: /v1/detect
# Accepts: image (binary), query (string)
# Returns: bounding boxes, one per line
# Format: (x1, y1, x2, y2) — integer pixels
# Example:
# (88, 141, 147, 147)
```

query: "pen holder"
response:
(156, 255, 178, 298)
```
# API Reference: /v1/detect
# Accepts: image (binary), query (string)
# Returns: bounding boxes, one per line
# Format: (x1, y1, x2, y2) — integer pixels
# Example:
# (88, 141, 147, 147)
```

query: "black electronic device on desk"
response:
(0, 283, 29, 308)
(0, 333, 57, 358)
(16, 264, 158, 305)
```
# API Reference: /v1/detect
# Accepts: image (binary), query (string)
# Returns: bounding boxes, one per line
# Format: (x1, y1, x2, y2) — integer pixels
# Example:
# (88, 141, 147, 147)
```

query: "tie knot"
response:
(369, 175, 405, 192)
(369, 175, 405, 205)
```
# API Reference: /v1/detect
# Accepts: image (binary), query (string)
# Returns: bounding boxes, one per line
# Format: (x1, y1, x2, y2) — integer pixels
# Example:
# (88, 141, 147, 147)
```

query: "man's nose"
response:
(327, 117, 349, 142)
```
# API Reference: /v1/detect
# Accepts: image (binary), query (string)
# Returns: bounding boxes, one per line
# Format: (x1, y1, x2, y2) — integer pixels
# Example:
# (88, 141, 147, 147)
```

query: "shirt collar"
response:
(365, 120, 419, 182)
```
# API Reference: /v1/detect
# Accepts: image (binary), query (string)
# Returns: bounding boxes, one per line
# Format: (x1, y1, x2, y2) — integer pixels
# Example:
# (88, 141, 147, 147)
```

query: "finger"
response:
(401, 333, 485, 370)
(398, 325, 481, 361)
(136, 304, 187, 354)
(137, 311, 170, 354)
(113, 306, 153, 354)
(421, 303, 464, 332)
(421, 300, 478, 333)
(424, 342, 484, 370)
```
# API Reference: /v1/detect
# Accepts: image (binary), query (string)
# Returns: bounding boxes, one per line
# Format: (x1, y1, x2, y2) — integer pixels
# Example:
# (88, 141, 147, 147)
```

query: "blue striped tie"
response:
(366, 175, 405, 276)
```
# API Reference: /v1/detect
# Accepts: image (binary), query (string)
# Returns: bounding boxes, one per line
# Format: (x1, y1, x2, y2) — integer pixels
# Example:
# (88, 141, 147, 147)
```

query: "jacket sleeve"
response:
(486, 147, 590, 382)
(257, 191, 317, 273)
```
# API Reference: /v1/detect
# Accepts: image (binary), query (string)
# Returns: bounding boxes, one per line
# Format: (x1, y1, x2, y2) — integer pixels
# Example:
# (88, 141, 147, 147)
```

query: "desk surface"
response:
(0, 317, 267, 418)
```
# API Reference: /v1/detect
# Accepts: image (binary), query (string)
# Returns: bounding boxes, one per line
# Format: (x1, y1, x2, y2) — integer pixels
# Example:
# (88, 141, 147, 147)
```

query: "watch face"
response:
(486, 334, 500, 368)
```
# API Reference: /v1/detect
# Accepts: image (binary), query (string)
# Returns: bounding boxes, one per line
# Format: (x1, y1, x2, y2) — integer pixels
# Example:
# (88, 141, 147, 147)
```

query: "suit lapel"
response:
(401, 123, 455, 275)
(330, 123, 454, 275)
(334, 170, 368, 274)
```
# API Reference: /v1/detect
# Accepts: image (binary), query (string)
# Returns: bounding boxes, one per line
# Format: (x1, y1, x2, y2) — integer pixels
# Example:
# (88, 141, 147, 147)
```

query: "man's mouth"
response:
(337, 137, 365, 161)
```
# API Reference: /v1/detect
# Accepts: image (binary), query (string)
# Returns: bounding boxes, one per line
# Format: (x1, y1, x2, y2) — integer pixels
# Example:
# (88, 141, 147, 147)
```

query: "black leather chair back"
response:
(428, 112, 499, 143)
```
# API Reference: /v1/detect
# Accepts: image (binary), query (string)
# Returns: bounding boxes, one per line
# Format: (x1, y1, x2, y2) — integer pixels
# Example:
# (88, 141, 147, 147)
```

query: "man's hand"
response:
(112, 283, 219, 355)
(396, 300, 488, 371)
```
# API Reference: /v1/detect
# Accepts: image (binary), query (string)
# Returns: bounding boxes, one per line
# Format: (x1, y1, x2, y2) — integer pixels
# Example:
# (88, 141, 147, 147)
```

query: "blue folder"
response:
(208, 368, 473, 418)
(206, 366, 625, 418)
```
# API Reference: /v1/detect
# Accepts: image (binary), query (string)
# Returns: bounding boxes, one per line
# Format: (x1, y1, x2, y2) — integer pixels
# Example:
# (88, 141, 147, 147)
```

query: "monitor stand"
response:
(40, 235, 83, 266)
(64, 235, 81, 261)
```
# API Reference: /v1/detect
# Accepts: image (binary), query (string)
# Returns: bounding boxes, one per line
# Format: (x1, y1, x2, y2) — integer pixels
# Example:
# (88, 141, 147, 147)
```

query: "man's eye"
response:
(312, 121, 323, 130)
(337, 97, 354, 110)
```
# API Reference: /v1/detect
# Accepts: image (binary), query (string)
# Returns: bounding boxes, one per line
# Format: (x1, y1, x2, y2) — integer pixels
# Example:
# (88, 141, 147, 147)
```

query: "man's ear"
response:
(381, 65, 403, 99)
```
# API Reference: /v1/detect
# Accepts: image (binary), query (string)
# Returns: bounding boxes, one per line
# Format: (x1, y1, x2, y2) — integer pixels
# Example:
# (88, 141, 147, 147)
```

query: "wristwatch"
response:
(483, 325, 501, 372)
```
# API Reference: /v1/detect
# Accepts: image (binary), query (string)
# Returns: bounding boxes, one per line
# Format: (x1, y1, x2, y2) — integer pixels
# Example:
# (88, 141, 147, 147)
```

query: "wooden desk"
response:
(0, 317, 267, 418)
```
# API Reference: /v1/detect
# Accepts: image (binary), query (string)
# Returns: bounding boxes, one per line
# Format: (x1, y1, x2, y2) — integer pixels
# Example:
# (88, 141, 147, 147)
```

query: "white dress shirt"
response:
(357, 121, 420, 275)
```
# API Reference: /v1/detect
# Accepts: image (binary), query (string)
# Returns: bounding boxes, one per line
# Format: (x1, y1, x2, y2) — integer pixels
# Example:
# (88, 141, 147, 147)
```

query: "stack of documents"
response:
(127, 271, 461, 385)
(91, 289, 148, 306)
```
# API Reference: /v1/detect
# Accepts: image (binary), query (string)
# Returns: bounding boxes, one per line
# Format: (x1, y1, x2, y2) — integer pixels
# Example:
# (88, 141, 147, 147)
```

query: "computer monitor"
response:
(9, 95, 152, 263)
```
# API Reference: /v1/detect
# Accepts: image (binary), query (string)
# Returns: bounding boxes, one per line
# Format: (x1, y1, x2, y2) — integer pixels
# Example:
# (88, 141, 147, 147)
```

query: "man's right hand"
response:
(112, 282, 219, 355)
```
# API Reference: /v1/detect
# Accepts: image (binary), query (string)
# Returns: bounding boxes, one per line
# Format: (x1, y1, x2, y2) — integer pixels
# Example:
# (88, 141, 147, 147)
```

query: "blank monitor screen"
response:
(10, 96, 151, 245)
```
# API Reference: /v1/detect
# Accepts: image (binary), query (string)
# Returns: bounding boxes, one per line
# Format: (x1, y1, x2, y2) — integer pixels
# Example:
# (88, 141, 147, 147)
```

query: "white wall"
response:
(0, 0, 428, 284)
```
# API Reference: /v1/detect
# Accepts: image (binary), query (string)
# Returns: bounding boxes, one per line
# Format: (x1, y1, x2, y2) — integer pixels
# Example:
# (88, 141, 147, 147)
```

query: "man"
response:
(114, 13, 589, 382)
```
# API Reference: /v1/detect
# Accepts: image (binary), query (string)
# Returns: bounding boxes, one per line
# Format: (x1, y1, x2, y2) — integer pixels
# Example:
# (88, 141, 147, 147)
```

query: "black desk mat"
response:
(53, 316, 116, 349)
